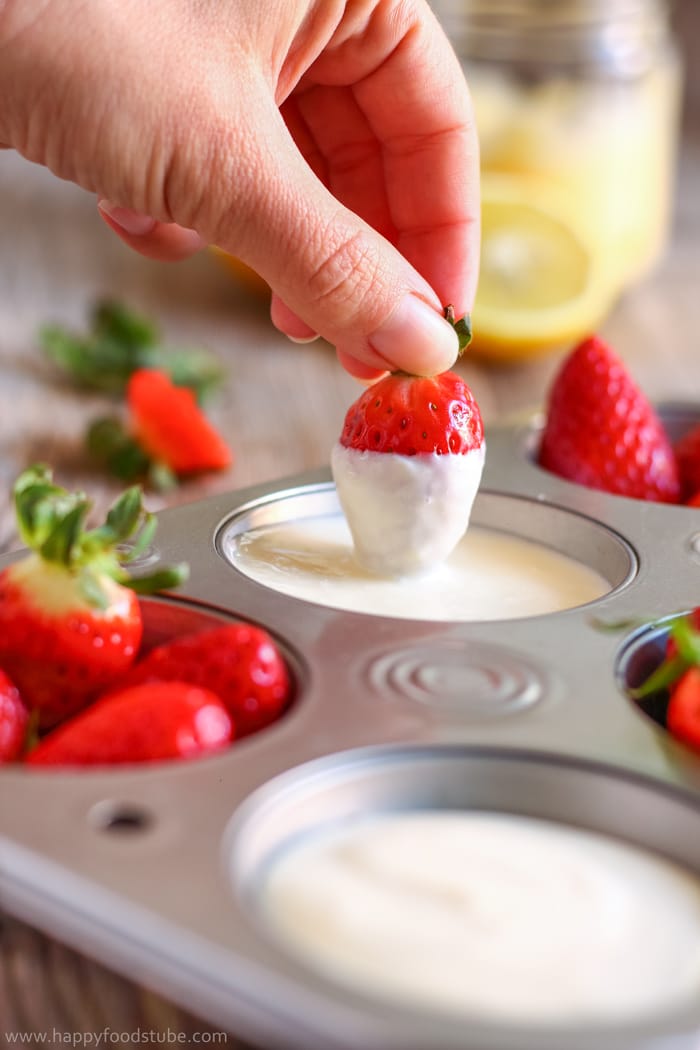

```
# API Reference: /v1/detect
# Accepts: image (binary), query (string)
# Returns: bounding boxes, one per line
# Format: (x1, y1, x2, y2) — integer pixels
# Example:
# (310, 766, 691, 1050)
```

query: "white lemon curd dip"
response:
(259, 810, 700, 1024)
(229, 513, 608, 622)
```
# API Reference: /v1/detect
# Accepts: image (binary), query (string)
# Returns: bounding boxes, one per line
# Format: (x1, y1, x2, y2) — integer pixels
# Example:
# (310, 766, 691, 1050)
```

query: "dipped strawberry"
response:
(331, 311, 484, 576)
(0, 669, 30, 762)
(0, 466, 187, 727)
(539, 335, 680, 502)
(27, 681, 232, 767)
(116, 622, 291, 738)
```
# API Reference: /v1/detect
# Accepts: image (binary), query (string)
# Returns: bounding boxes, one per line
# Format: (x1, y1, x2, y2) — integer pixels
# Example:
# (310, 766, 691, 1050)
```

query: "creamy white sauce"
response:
(331, 444, 486, 577)
(230, 514, 609, 622)
(259, 810, 700, 1024)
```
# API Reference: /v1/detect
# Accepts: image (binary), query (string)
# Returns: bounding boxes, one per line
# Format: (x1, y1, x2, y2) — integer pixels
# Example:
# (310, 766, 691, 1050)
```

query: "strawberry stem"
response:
(444, 306, 472, 356)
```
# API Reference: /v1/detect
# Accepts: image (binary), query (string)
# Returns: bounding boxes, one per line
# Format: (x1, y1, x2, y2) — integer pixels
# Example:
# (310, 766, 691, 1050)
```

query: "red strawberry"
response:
(674, 424, 700, 502)
(26, 681, 232, 767)
(127, 368, 232, 474)
(0, 466, 187, 727)
(117, 623, 290, 737)
(539, 335, 680, 503)
(332, 336, 485, 577)
(337, 370, 483, 456)
(667, 668, 700, 753)
(0, 669, 30, 762)
(687, 491, 700, 508)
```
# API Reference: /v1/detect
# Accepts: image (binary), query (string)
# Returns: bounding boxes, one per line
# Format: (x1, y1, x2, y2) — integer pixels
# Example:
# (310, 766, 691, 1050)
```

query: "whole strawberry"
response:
(633, 610, 700, 753)
(0, 466, 187, 727)
(538, 336, 680, 502)
(117, 623, 291, 737)
(26, 681, 232, 767)
(673, 424, 700, 503)
(331, 311, 484, 577)
(0, 669, 30, 762)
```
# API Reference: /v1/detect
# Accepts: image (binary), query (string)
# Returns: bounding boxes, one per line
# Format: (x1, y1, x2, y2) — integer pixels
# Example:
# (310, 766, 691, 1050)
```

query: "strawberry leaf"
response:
(444, 306, 473, 356)
(42, 300, 224, 402)
(629, 654, 689, 700)
(127, 563, 189, 594)
(40, 501, 89, 566)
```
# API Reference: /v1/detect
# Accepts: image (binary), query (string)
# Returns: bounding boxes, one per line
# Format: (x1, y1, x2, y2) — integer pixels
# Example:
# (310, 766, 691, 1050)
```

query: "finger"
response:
(336, 348, 388, 383)
(212, 96, 459, 377)
(97, 200, 206, 261)
(351, 2, 480, 317)
(270, 294, 318, 343)
(290, 85, 396, 243)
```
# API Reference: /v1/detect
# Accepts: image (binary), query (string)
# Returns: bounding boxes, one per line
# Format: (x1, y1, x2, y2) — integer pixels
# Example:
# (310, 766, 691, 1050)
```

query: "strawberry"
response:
(127, 368, 232, 475)
(0, 669, 30, 762)
(674, 423, 700, 502)
(26, 681, 233, 767)
(633, 610, 700, 751)
(331, 311, 484, 576)
(0, 465, 187, 727)
(667, 668, 700, 753)
(116, 623, 291, 737)
(538, 335, 680, 503)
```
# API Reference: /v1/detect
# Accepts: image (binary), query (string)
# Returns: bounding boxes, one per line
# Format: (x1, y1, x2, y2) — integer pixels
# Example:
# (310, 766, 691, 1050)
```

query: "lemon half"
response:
(472, 176, 618, 362)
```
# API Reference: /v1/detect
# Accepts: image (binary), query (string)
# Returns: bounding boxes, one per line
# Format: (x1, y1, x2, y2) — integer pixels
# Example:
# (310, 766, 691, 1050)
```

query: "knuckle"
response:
(306, 227, 385, 319)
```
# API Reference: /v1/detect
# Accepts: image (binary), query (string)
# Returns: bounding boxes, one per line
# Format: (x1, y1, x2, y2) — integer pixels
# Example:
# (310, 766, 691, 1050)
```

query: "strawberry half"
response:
(27, 681, 232, 767)
(331, 310, 484, 577)
(127, 368, 232, 475)
(116, 623, 291, 738)
(0, 466, 187, 727)
(0, 669, 30, 762)
(538, 335, 680, 503)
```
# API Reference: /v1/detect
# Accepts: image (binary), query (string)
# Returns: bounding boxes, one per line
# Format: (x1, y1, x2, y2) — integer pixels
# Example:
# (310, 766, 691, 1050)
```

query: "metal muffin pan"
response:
(3, 404, 700, 1050)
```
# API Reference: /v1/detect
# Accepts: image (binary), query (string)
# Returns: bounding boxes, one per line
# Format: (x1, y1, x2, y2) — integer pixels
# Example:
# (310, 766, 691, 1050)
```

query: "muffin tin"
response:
(3, 405, 700, 1050)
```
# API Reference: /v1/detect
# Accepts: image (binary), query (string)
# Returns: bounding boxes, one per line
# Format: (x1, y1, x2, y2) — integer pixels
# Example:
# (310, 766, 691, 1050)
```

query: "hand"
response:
(0, 0, 479, 379)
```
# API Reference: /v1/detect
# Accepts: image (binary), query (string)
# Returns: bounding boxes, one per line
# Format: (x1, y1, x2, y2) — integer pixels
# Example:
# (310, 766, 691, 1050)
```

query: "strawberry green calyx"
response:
(631, 613, 700, 700)
(12, 465, 188, 607)
(444, 306, 472, 356)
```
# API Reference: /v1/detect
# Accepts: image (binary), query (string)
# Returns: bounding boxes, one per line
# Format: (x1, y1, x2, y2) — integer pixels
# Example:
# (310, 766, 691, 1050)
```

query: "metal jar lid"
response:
(430, 0, 674, 77)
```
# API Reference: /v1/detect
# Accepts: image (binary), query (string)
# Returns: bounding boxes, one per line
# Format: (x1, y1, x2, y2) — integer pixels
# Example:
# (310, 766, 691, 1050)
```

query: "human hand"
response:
(0, 0, 479, 379)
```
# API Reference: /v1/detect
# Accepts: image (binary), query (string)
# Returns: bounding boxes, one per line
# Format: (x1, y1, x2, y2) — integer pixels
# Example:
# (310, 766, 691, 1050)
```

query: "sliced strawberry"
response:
(538, 335, 680, 503)
(667, 668, 700, 753)
(674, 424, 700, 502)
(27, 681, 232, 767)
(127, 368, 232, 474)
(0, 669, 30, 762)
(118, 623, 291, 737)
(0, 465, 187, 727)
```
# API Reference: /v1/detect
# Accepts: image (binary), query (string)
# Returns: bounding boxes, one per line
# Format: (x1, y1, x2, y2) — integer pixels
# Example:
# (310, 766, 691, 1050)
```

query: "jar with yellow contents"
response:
(432, 0, 683, 359)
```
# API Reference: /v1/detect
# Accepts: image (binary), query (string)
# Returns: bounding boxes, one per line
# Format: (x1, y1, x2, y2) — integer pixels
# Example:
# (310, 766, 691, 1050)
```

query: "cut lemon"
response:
(471, 175, 618, 362)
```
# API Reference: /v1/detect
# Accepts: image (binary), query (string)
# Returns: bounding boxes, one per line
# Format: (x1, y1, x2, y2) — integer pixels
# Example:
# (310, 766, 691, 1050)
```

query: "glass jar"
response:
(431, 0, 683, 292)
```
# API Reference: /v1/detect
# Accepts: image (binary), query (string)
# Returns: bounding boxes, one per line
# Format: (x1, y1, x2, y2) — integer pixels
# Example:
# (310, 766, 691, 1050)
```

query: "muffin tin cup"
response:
(2, 409, 700, 1048)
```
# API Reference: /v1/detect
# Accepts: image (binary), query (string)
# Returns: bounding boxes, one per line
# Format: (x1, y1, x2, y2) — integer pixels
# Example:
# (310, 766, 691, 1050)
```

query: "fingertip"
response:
(270, 294, 319, 343)
(97, 200, 205, 261)
(336, 349, 389, 384)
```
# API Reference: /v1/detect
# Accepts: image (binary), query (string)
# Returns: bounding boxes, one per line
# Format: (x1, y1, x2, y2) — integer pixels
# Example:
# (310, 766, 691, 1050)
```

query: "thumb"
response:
(211, 104, 460, 378)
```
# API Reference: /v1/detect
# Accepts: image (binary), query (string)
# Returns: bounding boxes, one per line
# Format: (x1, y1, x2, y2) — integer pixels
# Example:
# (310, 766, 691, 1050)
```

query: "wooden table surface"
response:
(1, 115, 699, 1044)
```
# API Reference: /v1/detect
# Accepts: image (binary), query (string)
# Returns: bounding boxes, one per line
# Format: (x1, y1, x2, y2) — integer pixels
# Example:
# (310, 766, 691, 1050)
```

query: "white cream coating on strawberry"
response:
(9, 554, 133, 617)
(331, 443, 486, 577)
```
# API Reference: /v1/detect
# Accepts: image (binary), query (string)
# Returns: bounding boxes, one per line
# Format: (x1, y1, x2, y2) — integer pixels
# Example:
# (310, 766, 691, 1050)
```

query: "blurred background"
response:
(0, 0, 699, 1043)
